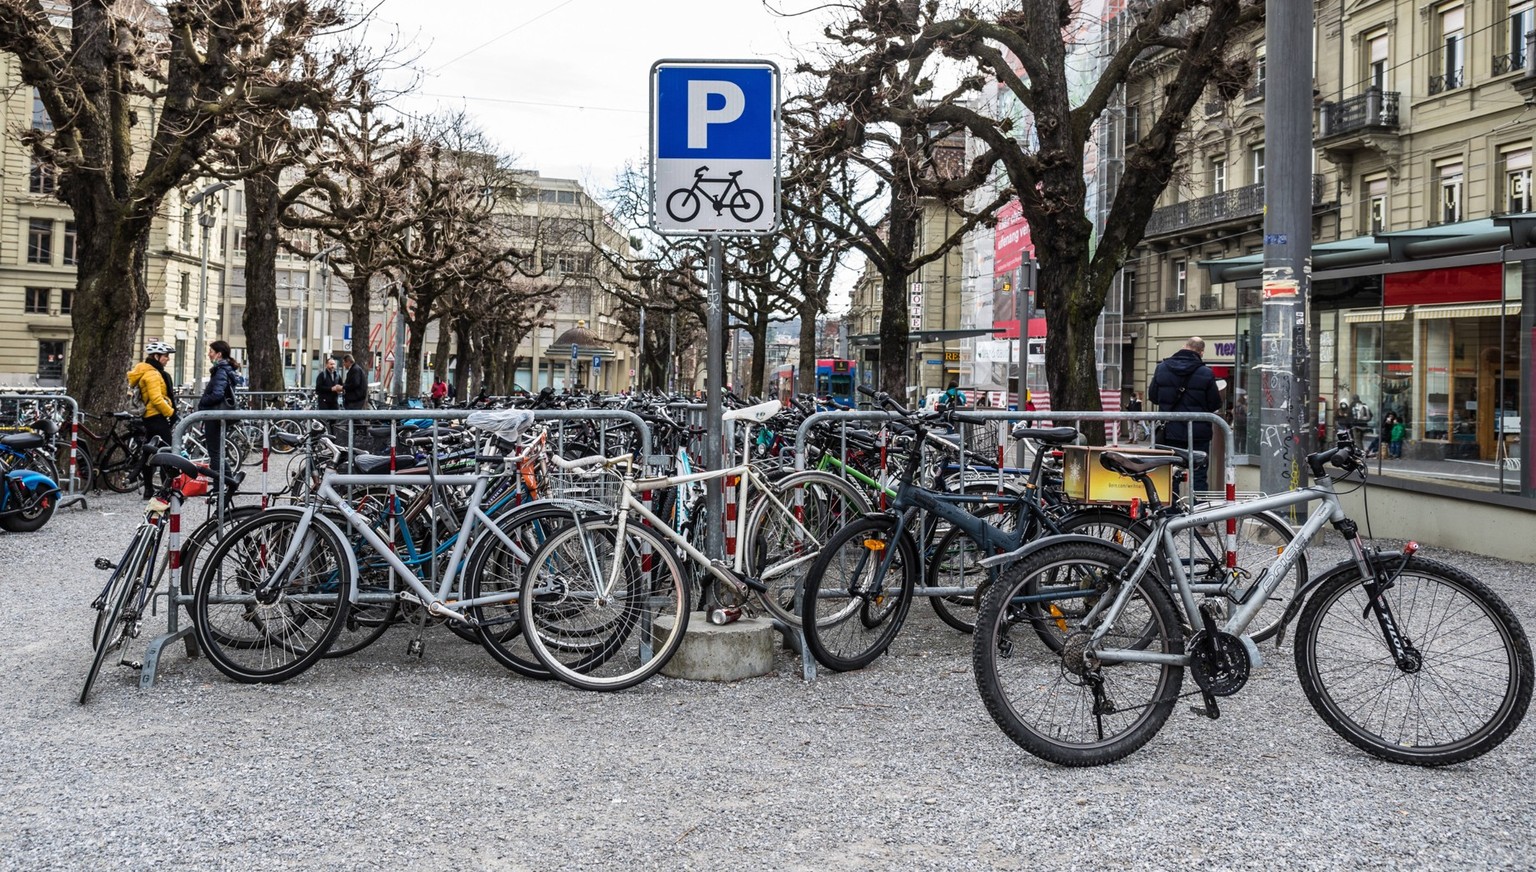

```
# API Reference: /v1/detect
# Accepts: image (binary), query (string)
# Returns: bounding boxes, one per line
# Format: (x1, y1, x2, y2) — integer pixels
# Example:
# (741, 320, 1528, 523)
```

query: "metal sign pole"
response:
(706, 238, 726, 564)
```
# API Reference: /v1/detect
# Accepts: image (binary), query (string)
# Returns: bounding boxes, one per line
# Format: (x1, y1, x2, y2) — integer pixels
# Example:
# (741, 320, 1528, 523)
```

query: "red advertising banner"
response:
(1383, 264, 1502, 306)
(994, 199, 1033, 275)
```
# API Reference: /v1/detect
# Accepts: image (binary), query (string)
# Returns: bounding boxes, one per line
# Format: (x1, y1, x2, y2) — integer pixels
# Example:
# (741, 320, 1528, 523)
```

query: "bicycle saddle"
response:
(350, 454, 397, 475)
(113, 411, 137, 420)
(0, 431, 45, 450)
(1099, 450, 1205, 476)
(271, 431, 306, 447)
(1010, 425, 1078, 444)
(148, 452, 244, 488)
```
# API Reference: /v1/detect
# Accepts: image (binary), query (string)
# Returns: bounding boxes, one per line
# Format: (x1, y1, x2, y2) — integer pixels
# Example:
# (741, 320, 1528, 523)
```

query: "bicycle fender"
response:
(6, 469, 60, 494)
(976, 533, 1138, 571)
(1271, 550, 1406, 646)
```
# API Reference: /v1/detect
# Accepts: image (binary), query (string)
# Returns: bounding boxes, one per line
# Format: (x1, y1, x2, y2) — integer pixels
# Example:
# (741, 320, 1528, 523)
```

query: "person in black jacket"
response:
(315, 356, 342, 411)
(340, 353, 368, 410)
(1148, 336, 1223, 495)
(198, 340, 240, 476)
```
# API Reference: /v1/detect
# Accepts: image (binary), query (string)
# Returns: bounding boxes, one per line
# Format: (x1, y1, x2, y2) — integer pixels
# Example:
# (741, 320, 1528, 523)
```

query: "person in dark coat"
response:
(341, 353, 368, 410)
(1148, 336, 1223, 496)
(315, 356, 342, 411)
(197, 340, 240, 477)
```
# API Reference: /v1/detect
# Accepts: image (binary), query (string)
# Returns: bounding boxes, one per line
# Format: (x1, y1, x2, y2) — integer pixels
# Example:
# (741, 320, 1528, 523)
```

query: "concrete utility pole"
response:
(1260, 0, 1314, 494)
(705, 239, 726, 562)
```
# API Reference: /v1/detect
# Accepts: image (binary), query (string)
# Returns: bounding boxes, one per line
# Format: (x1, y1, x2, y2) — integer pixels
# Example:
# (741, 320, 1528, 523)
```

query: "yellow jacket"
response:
(127, 362, 176, 419)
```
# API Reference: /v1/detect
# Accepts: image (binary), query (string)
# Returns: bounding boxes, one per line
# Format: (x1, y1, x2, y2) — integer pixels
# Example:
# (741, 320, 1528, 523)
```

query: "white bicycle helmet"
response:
(146, 341, 175, 356)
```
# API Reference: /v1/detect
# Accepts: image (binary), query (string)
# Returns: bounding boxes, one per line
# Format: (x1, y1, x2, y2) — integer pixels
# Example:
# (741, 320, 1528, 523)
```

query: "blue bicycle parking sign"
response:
(650, 60, 780, 235)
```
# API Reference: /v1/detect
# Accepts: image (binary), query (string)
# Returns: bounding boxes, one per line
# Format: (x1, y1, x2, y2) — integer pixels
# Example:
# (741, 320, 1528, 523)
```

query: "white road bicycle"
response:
(520, 399, 869, 691)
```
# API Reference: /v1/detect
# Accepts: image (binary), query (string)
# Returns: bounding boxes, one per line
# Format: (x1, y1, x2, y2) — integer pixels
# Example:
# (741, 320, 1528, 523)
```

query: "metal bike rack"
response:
(0, 391, 88, 511)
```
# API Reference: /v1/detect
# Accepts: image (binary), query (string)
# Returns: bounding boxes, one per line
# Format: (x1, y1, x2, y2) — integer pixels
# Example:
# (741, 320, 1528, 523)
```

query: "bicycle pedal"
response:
(1192, 692, 1221, 720)
(94, 558, 116, 571)
(121, 658, 144, 670)
(406, 638, 425, 658)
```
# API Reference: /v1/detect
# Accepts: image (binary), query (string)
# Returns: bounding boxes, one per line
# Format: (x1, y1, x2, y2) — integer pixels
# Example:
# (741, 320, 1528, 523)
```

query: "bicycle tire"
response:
(743, 470, 871, 627)
(800, 516, 918, 672)
(729, 189, 764, 222)
(925, 524, 986, 633)
(82, 526, 158, 704)
(90, 526, 152, 650)
(520, 518, 689, 691)
(69, 447, 94, 493)
(973, 539, 1184, 766)
(464, 501, 594, 679)
(1293, 555, 1533, 766)
(193, 510, 351, 684)
(99, 443, 141, 493)
(665, 188, 701, 222)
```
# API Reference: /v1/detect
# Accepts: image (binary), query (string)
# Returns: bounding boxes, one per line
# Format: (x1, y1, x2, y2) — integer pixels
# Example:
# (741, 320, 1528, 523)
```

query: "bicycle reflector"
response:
(174, 473, 209, 498)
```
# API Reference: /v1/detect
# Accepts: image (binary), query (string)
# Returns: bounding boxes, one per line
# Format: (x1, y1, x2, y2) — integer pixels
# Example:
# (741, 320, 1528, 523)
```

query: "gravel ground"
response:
(2, 490, 1533, 871)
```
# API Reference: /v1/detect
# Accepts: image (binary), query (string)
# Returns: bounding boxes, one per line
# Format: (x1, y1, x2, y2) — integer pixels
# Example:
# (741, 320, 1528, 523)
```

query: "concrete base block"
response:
(656, 612, 774, 682)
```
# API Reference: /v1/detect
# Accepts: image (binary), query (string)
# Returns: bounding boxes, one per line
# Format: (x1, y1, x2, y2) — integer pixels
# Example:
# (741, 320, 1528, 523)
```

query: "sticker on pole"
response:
(650, 60, 780, 235)
(1263, 279, 1299, 299)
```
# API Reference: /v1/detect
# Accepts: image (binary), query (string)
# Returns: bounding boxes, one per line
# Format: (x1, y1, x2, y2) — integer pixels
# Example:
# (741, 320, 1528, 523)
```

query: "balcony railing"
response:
(1428, 69, 1464, 95)
(1492, 50, 1527, 76)
(1199, 293, 1221, 310)
(1165, 296, 1187, 313)
(1245, 81, 1265, 101)
(1145, 174, 1326, 237)
(1318, 89, 1400, 137)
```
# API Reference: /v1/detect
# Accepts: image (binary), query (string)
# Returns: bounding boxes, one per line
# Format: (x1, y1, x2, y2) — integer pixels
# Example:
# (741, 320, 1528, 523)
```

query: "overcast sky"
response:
(371, 0, 833, 196)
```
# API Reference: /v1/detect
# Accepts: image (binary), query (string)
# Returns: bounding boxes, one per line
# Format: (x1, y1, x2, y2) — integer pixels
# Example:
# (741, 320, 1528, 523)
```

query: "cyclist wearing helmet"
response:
(126, 341, 178, 498)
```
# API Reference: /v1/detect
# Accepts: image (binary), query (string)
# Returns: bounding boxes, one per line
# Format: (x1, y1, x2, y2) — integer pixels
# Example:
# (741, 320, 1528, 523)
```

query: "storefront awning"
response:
(1414, 302, 1523, 319)
(1341, 307, 1408, 323)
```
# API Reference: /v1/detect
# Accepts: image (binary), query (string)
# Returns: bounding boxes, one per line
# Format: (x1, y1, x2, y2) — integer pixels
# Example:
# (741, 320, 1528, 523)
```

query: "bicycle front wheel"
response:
(193, 511, 351, 684)
(81, 527, 156, 704)
(800, 516, 918, 672)
(99, 443, 141, 494)
(1294, 555, 1533, 765)
(974, 540, 1184, 766)
(520, 518, 689, 691)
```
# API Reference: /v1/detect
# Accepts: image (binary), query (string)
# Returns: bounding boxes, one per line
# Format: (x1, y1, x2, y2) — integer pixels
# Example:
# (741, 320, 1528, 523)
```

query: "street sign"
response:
(593, 355, 602, 370)
(570, 343, 578, 360)
(650, 60, 780, 235)
(342, 324, 352, 340)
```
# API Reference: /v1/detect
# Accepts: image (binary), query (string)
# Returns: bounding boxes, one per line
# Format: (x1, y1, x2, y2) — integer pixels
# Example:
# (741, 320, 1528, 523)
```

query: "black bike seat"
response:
(113, 411, 137, 420)
(1010, 425, 1078, 444)
(148, 452, 206, 477)
(351, 454, 396, 475)
(271, 431, 305, 447)
(0, 432, 45, 450)
(1099, 450, 1205, 476)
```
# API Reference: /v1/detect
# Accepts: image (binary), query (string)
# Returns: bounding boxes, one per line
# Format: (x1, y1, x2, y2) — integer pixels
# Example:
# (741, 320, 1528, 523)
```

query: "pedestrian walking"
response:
(1125, 390, 1144, 442)
(430, 377, 448, 408)
(1389, 413, 1405, 459)
(126, 342, 178, 498)
(1148, 336, 1223, 496)
(340, 353, 368, 411)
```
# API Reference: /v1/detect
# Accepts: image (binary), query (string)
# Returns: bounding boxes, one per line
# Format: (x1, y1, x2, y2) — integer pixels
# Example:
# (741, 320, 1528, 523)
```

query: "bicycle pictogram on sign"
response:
(664, 166, 765, 224)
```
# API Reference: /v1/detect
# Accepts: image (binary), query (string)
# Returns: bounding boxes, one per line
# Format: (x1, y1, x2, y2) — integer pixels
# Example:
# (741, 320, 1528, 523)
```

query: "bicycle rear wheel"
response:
(744, 471, 870, 627)
(193, 510, 351, 684)
(800, 516, 918, 672)
(520, 518, 689, 691)
(99, 443, 141, 493)
(1294, 555, 1533, 765)
(973, 540, 1184, 766)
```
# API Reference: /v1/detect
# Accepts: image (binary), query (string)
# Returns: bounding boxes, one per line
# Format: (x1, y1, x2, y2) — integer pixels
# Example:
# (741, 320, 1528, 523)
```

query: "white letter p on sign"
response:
(687, 80, 745, 149)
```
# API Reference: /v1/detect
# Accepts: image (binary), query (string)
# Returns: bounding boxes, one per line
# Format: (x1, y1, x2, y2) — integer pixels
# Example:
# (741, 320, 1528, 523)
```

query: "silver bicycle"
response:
(972, 431, 1533, 767)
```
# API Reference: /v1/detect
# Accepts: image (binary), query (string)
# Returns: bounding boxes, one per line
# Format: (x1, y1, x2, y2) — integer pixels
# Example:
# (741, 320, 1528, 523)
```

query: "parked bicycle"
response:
(971, 431, 1533, 767)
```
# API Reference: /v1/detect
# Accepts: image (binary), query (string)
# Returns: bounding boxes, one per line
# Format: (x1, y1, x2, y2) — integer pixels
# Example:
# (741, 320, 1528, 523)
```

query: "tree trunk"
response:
(433, 318, 451, 381)
(242, 161, 286, 393)
(346, 273, 374, 375)
(797, 291, 820, 397)
(1039, 240, 1108, 444)
(879, 160, 920, 397)
(453, 316, 473, 398)
(65, 200, 148, 419)
(403, 301, 433, 399)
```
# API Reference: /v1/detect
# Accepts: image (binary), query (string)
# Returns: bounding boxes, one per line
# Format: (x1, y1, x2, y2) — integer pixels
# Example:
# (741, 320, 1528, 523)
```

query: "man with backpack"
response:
(1148, 336, 1223, 496)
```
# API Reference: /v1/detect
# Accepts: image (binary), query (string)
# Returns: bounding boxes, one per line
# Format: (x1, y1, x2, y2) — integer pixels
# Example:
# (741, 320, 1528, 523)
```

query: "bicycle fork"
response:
(1341, 521, 1422, 672)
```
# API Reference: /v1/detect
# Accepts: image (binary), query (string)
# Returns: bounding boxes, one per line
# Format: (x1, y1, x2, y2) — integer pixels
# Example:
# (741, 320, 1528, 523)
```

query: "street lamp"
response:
(188, 180, 231, 387)
(303, 243, 343, 387)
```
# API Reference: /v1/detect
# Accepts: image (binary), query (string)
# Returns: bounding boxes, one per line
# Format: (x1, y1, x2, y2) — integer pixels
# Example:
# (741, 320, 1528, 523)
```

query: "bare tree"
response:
(825, 0, 1262, 420)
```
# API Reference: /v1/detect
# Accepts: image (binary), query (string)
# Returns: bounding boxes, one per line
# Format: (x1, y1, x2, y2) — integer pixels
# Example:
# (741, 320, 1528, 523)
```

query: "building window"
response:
(557, 190, 577, 205)
(1436, 5, 1466, 92)
(62, 221, 76, 266)
(1251, 147, 1265, 187)
(1365, 174, 1389, 233)
(563, 287, 593, 313)
(27, 218, 52, 264)
(1211, 157, 1227, 194)
(37, 341, 65, 383)
(59, 289, 71, 315)
(180, 206, 194, 251)
(538, 189, 558, 203)
(1365, 30, 1389, 91)
(180, 273, 192, 310)
(1504, 146, 1532, 212)
(1171, 259, 1188, 311)
(24, 287, 50, 314)
(1504, 2, 1532, 72)
(31, 89, 52, 132)
(1437, 160, 1464, 223)
(29, 159, 56, 195)
(1124, 104, 1140, 152)
(1123, 269, 1137, 314)
(229, 224, 246, 254)
(1252, 44, 1266, 98)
